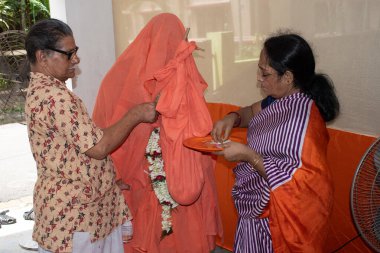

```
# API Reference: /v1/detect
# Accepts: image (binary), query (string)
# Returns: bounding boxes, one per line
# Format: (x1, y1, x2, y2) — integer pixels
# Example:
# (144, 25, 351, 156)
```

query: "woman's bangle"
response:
(227, 111, 242, 127)
(252, 157, 260, 168)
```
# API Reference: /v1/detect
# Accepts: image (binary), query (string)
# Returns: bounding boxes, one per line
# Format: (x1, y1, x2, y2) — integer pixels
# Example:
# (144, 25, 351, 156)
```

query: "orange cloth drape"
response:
(147, 40, 214, 204)
(93, 13, 222, 253)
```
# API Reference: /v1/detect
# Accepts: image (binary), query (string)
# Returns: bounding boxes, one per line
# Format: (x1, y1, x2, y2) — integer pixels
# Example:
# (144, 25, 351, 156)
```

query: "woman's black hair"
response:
(264, 32, 340, 122)
(25, 18, 73, 64)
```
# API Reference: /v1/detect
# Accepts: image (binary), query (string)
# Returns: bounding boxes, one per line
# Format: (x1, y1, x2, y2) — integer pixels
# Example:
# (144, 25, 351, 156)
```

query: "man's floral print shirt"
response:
(25, 72, 131, 253)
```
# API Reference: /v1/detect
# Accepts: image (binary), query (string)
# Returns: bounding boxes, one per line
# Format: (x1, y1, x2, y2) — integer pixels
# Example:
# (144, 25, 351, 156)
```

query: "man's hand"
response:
(116, 179, 131, 191)
(130, 102, 158, 123)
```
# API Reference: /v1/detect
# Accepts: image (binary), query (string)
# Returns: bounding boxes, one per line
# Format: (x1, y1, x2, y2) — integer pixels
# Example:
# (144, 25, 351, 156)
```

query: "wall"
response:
(50, 0, 116, 116)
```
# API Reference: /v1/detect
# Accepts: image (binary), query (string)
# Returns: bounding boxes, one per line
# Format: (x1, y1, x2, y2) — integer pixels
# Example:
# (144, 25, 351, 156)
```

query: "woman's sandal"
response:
(0, 210, 17, 225)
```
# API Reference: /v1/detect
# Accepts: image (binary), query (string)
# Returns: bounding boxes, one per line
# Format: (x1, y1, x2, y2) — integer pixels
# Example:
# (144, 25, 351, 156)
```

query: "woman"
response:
(24, 18, 156, 253)
(211, 32, 339, 253)
(92, 13, 222, 253)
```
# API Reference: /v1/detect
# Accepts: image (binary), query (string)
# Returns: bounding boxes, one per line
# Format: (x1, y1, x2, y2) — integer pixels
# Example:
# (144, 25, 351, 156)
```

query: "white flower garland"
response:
(145, 127, 178, 237)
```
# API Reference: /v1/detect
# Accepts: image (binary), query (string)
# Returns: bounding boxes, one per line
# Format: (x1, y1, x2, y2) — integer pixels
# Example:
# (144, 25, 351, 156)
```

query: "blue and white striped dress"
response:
(232, 92, 313, 253)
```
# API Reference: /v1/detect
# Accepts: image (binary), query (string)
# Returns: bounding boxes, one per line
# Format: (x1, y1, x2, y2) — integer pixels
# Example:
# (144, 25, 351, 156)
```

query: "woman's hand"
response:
(214, 142, 266, 178)
(211, 114, 236, 143)
(214, 141, 252, 162)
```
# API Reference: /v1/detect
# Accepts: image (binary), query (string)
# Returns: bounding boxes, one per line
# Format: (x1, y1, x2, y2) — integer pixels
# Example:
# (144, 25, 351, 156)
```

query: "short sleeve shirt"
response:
(25, 72, 131, 253)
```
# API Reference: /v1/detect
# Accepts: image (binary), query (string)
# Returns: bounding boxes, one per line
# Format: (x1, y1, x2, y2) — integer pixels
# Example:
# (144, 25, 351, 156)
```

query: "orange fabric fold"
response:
(268, 104, 333, 253)
(92, 13, 222, 253)
(147, 40, 213, 204)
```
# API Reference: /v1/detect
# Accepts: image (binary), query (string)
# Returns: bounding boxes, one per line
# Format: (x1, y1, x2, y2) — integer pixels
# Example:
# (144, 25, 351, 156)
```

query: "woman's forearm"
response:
(235, 100, 261, 127)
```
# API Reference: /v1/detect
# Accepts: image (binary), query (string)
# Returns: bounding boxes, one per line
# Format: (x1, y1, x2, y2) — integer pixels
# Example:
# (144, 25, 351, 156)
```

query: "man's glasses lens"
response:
(46, 46, 79, 60)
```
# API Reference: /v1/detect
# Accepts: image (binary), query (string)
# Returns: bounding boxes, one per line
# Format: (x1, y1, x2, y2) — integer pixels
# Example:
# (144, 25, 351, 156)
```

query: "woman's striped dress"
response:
(232, 92, 333, 253)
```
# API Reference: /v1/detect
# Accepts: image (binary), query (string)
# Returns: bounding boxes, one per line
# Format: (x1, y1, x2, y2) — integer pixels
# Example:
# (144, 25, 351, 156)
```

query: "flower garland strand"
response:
(145, 127, 178, 237)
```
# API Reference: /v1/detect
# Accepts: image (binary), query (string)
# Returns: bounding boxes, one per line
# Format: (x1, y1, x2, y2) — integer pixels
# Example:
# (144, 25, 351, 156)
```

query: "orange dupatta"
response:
(268, 104, 333, 252)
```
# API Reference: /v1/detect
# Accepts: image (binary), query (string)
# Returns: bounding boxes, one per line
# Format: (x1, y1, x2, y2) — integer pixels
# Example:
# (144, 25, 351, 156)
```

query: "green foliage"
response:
(29, 0, 50, 26)
(0, 99, 25, 124)
(0, 77, 10, 90)
(0, 0, 50, 32)
(0, 0, 43, 124)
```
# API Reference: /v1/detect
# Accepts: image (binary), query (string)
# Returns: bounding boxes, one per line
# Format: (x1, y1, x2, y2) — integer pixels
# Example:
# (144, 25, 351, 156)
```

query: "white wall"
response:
(50, 0, 116, 116)
(49, 0, 72, 91)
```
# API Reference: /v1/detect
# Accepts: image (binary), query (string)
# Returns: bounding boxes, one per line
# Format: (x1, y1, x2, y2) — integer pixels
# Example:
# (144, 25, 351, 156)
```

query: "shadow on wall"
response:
(195, 31, 262, 107)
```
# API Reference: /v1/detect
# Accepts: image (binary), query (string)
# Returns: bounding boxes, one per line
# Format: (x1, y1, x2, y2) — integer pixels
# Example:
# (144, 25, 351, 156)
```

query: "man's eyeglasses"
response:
(45, 46, 79, 60)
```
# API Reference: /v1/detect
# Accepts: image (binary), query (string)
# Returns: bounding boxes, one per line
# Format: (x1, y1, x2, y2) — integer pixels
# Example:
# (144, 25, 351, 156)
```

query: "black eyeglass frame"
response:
(45, 46, 79, 60)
